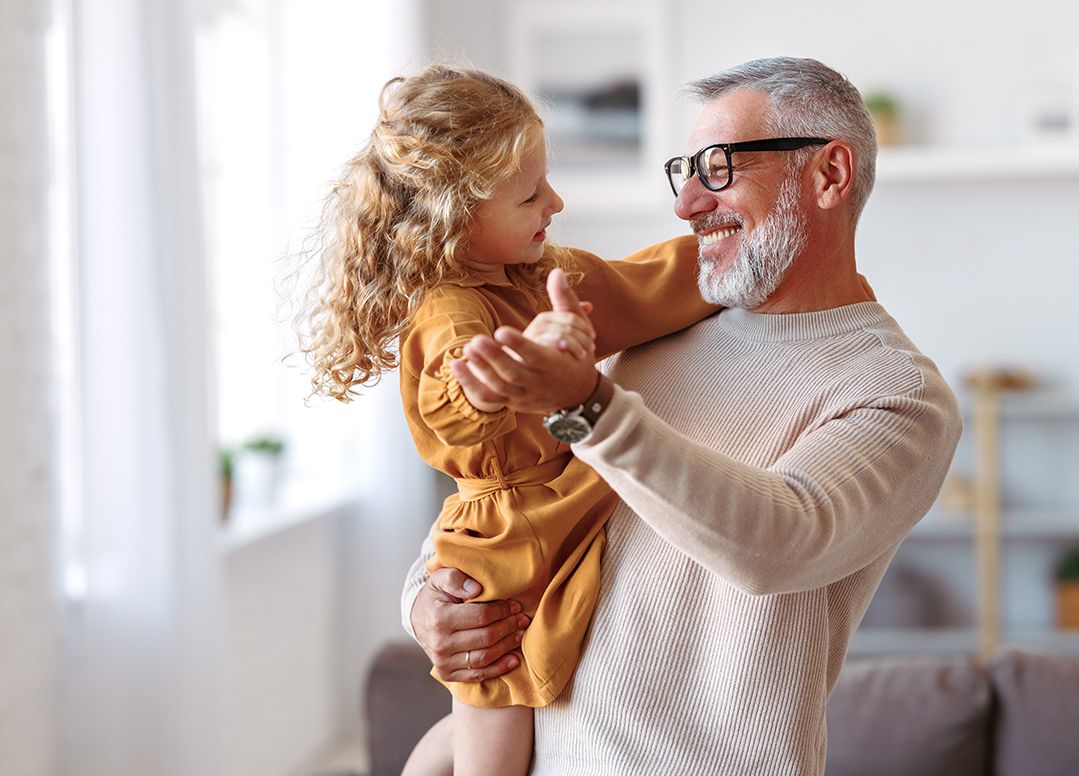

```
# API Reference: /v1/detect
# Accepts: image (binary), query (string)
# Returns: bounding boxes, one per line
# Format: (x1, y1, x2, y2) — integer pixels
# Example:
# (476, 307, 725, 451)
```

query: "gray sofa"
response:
(365, 643, 1079, 776)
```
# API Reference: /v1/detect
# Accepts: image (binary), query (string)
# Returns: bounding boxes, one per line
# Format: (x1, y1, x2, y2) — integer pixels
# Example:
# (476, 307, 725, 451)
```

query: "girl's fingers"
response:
(539, 311, 595, 337)
(555, 330, 596, 360)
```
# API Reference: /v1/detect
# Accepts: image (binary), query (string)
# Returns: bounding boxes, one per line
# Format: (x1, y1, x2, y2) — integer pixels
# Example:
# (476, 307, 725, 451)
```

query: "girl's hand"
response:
(522, 310, 596, 361)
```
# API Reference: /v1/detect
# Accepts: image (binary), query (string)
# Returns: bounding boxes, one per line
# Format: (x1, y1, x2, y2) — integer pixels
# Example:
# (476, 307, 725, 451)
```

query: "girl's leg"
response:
(452, 699, 533, 776)
(401, 713, 453, 776)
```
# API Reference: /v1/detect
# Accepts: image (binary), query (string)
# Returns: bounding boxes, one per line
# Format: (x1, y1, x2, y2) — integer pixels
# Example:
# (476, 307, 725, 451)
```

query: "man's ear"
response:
(811, 141, 855, 211)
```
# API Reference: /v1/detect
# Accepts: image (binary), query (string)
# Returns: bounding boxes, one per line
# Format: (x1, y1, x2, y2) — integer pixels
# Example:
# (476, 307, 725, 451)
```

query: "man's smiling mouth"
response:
(699, 226, 740, 245)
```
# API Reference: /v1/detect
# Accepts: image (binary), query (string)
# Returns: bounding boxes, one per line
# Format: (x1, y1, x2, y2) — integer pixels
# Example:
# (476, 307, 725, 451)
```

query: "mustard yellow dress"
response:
(399, 236, 715, 708)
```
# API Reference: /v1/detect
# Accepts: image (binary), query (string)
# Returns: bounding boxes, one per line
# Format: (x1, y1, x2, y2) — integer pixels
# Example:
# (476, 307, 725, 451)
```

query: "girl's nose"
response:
(548, 186, 564, 216)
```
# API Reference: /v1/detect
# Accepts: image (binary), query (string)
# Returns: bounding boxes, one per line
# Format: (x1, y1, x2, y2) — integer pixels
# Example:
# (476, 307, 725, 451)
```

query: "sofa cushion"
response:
(825, 654, 991, 776)
(988, 648, 1079, 776)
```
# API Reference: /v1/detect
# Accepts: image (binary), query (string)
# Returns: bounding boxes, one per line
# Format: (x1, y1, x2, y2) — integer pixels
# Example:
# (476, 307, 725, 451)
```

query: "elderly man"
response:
(403, 57, 962, 775)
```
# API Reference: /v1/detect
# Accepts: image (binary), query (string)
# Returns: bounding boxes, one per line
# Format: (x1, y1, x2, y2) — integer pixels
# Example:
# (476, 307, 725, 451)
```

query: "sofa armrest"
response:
(364, 641, 451, 776)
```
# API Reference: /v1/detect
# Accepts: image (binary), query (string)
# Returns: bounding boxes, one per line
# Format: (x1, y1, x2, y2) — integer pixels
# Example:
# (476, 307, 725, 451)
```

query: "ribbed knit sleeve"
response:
(573, 326, 963, 596)
(401, 532, 436, 640)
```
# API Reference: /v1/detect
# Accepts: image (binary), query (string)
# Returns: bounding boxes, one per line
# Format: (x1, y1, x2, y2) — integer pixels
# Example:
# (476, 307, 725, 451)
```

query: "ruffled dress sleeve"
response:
(401, 288, 518, 448)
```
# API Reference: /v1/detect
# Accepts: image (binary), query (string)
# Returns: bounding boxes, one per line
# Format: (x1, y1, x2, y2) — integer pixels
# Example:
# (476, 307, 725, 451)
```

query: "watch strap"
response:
(579, 373, 614, 427)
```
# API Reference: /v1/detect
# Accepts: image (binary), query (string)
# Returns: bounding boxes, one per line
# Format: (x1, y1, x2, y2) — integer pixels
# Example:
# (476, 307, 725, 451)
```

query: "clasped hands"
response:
(450, 268, 601, 415)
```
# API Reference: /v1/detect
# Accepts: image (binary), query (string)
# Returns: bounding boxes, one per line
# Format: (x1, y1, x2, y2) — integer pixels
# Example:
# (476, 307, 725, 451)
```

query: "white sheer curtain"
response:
(3, 1, 427, 773)
(60, 1, 225, 774)
(0, 1, 61, 773)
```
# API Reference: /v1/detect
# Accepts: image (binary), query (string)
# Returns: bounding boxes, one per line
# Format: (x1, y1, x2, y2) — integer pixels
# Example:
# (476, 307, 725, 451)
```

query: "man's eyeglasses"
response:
(664, 137, 831, 196)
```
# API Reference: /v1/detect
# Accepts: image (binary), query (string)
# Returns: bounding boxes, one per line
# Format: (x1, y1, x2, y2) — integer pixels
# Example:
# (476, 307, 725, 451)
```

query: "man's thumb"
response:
(548, 268, 583, 313)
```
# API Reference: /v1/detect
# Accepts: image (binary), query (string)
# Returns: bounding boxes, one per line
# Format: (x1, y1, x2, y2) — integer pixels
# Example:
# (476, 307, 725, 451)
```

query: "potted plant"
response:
(233, 434, 287, 509)
(1056, 546, 1079, 629)
(864, 91, 900, 147)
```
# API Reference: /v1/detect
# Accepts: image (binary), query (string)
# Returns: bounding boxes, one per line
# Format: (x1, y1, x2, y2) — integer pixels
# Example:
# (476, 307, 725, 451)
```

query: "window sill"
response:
(218, 486, 360, 554)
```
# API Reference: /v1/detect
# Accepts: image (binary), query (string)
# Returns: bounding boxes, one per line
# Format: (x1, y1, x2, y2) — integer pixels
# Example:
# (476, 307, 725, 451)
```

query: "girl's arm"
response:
(566, 235, 720, 359)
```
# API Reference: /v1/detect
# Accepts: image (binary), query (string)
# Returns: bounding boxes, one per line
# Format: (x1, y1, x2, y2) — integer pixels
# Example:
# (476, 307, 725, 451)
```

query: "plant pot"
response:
(1057, 581, 1079, 630)
(873, 115, 899, 147)
(220, 474, 233, 522)
(233, 451, 283, 509)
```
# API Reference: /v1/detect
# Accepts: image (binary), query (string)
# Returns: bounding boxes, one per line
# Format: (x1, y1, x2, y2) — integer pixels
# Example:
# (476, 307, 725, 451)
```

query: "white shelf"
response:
(948, 392, 1079, 421)
(977, 394, 1079, 421)
(849, 627, 1079, 655)
(848, 627, 977, 655)
(910, 508, 1079, 539)
(876, 146, 1079, 183)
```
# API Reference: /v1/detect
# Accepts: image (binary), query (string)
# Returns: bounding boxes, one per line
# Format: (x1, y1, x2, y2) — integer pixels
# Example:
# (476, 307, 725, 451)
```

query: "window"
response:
(194, 1, 398, 518)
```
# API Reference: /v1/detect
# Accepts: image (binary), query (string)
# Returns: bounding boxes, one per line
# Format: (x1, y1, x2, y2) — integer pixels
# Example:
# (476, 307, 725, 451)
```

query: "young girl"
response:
(297, 65, 715, 775)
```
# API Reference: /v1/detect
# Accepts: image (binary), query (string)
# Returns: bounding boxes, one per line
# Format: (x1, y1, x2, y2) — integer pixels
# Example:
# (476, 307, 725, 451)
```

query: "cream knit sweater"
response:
(402, 302, 962, 775)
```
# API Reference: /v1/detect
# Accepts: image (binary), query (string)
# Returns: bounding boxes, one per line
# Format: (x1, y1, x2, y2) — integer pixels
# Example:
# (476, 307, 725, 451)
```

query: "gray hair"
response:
(684, 57, 877, 226)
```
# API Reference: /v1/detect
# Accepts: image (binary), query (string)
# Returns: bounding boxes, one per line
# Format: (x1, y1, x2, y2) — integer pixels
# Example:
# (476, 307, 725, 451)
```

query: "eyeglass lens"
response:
(668, 147, 732, 194)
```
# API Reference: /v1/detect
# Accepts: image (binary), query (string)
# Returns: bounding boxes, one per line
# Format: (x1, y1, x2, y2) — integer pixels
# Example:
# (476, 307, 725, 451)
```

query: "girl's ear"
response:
(811, 141, 855, 211)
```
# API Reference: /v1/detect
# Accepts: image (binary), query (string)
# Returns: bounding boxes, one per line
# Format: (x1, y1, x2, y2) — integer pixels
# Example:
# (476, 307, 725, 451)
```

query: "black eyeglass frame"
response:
(664, 137, 832, 196)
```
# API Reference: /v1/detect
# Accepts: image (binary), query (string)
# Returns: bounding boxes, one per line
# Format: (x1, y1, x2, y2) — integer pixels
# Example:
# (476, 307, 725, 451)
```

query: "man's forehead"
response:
(686, 89, 771, 150)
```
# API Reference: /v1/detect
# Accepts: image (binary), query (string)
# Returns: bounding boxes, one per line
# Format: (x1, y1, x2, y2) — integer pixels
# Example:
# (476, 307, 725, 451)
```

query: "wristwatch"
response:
(543, 374, 614, 444)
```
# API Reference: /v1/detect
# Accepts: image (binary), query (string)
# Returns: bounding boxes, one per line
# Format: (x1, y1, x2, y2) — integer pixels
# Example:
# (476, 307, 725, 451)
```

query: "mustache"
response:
(692, 212, 745, 235)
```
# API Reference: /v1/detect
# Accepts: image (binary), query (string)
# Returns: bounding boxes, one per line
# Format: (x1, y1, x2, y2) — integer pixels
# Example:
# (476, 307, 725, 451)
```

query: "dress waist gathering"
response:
(455, 455, 572, 501)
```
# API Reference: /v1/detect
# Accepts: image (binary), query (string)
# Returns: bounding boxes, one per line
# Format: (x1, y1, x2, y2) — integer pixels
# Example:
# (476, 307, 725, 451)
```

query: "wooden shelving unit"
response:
(852, 391, 1079, 657)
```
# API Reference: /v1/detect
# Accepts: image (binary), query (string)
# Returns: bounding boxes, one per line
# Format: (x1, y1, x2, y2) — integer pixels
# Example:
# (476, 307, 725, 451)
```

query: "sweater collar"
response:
(716, 302, 893, 342)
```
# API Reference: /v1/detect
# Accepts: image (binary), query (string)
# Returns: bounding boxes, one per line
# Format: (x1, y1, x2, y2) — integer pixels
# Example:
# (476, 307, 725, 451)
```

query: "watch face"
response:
(545, 413, 592, 444)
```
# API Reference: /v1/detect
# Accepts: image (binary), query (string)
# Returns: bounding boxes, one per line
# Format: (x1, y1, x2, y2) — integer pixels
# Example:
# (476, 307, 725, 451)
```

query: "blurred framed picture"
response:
(509, 1, 669, 209)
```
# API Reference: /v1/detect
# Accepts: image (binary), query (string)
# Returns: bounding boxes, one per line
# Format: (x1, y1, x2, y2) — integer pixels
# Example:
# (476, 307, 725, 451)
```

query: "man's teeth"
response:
(699, 227, 738, 245)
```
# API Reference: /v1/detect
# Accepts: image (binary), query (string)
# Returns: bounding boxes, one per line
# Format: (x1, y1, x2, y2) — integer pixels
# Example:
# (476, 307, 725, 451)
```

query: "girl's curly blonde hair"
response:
(294, 65, 565, 402)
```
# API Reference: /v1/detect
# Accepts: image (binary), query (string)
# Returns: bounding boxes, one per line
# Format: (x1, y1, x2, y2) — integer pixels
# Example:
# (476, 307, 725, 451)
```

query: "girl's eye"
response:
(523, 193, 538, 204)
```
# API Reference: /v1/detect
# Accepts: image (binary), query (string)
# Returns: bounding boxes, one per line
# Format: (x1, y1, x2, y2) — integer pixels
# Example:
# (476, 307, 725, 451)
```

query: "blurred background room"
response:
(2, 0, 1078, 774)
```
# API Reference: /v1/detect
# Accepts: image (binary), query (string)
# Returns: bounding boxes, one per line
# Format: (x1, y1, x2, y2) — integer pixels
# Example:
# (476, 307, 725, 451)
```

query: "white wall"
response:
(0, 3, 60, 773)
(224, 515, 346, 776)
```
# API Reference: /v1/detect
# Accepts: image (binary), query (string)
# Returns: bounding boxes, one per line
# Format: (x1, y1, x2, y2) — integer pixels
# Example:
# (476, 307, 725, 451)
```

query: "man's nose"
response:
(673, 177, 718, 222)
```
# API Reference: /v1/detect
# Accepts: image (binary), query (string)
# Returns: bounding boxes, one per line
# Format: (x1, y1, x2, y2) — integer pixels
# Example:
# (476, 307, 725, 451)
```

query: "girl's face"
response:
(466, 138, 564, 274)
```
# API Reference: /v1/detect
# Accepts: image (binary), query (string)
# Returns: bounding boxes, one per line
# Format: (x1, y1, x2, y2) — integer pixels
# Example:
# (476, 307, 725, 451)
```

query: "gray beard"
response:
(697, 176, 808, 309)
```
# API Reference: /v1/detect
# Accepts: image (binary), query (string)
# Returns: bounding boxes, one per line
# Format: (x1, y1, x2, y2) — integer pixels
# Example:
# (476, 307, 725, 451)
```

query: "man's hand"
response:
(411, 567, 530, 683)
(457, 370, 508, 413)
(450, 269, 599, 413)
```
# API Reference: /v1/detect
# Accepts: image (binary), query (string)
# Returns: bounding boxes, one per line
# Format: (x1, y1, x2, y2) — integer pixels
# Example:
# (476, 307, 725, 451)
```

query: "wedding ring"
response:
(465, 650, 473, 670)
